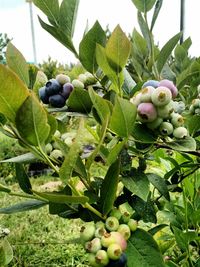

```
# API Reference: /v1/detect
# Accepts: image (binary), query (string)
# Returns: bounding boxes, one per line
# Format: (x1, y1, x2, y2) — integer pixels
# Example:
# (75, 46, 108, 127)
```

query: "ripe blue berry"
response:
(60, 82, 74, 100)
(39, 86, 49, 104)
(45, 79, 62, 96)
(49, 94, 66, 108)
(142, 80, 159, 89)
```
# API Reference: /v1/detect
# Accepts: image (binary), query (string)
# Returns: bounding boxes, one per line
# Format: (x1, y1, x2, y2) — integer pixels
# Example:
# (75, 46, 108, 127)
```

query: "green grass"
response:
(0, 176, 90, 267)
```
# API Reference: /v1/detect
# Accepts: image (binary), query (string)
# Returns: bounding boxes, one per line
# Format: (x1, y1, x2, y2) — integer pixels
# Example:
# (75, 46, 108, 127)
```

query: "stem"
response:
(84, 202, 105, 221)
(9, 192, 48, 202)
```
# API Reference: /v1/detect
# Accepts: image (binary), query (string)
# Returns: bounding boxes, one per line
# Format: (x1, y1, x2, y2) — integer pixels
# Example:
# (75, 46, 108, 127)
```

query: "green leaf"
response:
(131, 0, 157, 12)
(15, 93, 50, 146)
(88, 87, 112, 124)
(99, 159, 120, 216)
(6, 42, 29, 87)
(59, 0, 79, 38)
(0, 239, 13, 266)
(137, 12, 152, 53)
(33, 0, 59, 26)
(185, 114, 200, 136)
(105, 25, 131, 73)
(165, 136, 196, 152)
(148, 224, 168, 236)
(59, 118, 85, 181)
(122, 68, 136, 96)
(0, 64, 30, 123)
(33, 191, 88, 204)
(46, 113, 58, 143)
(67, 88, 93, 113)
(171, 226, 188, 252)
(107, 139, 127, 166)
(132, 123, 157, 143)
(150, 0, 163, 31)
(121, 170, 149, 201)
(132, 28, 148, 59)
(96, 44, 123, 93)
(0, 200, 47, 214)
(38, 16, 77, 56)
(147, 173, 170, 201)
(126, 228, 165, 267)
(79, 21, 106, 73)
(109, 96, 136, 137)
(15, 163, 32, 195)
(156, 32, 182, 74)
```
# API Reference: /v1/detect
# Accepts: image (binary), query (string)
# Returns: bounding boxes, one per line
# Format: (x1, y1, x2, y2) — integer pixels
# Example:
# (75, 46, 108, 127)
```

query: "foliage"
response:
(0, 33, 11, 64)
(0, 0, 200, 266)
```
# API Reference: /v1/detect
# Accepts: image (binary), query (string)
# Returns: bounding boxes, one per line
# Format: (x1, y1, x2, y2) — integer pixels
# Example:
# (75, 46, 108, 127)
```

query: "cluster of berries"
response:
(131, 79, 188, 139)
(39, 72, 96, 108)
(80, 203, 137, 267)
(189, 85, 200, 115)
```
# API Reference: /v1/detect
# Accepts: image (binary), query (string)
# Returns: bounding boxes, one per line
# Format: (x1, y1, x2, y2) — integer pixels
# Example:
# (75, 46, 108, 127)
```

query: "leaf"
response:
(132, 123, 157, 143)
(59, 118, 85, 181)
(148, 224, 168, 236)
(106, 139, 127, 166)
(156, 32, 182, 74)
(32, 0, 60, 26)
(0, 64, 30, 123)
(15, 163, 32, 194)
(59, 0, 80, 38)
(15, 93, 50, 146)
(165, 136, 196, 152)
(185, 114, 200, 136)
(105, 25, 131, 73)
(147, 173, 170, 201)
(137, 11, 152, 53)
(38, 16, 77, 56)
(96, 44, 123, 93)
(88, 87, 112, 124)
(33, 191, 88, 204)
(79, 21, 106, 73)
(150, 0, 163, 31)
(0, 152, 37, 163)
(122, 68, 136, 96)
(121, 170, 149, 201)
(6, 42, 29, 87)
(131, 0, 157, 12)
(109, 96, 136, 137)
(171, 226, 188, 252)
(0, 239, 13, 266)
(126, 228, 165, 267)
(67, 88, 93, 113)
(0, 200, 47, 214)
(99, 159, 120, 216)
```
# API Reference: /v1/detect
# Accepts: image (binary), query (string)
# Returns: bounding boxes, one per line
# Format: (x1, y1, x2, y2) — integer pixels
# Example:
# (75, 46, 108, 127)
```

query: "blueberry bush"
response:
(0, 0, 200, 266)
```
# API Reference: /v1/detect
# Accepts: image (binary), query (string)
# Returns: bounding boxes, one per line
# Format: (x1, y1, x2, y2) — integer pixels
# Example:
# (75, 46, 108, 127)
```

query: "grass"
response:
(0, 176, 90, 267)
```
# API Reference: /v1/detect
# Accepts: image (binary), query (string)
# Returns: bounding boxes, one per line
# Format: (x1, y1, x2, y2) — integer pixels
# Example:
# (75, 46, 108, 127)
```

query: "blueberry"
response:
(39, 86, 49, 104)
(142, 80, 159, 89)
(107, 253, 127, 267)
(60, 82, 74, 100)
(45, 79, 62, 96)
(49, 94, 66, 108)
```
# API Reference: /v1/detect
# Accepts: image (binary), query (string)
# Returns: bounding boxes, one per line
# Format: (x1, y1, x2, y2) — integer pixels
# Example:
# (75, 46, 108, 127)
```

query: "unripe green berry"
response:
(95, 249, 109, 266)
(159, 122, 174, 136)
(128, 219, 138, 232)
(130, 92, 142, 107)
(121, 211, 131, 223)
(146, 117, 163, 130)
(72, 79, 84, 89)
(158, 79, 178, 98)
(53, 130, 61, 138)
(117, 224, 131, 240)
(140, 86, 155, 102)
(192, 98, 200, 108)
(173, 127, 188, 139)
(157, 101, 174, 119)
(101, 232, 115, 248)
(50, 149, 63, 161)
(151, 86, 172, 107)
(170, 113, 184, 127)
(195, 108, 200, 115)
(78, 73, 87, 84)
(95, 227, 107, 239)
(96, 221, 105, 229)
(56, 74, 71, 84)
(110, 208, 122, 221)
(45, 143, 53, 154)
(88, 253, 103, 267)
(80, 223, 96, 242)
(107, 243, 122, 260)
(105, 216, 119, 232)
(85, 72, 96, 84)
(110, 231, 127, 251)
(85, 237, 102, 253)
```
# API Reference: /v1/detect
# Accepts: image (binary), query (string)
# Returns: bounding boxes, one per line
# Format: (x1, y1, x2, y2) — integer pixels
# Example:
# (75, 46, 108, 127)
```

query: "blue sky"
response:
(0, 1, 199, 65)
